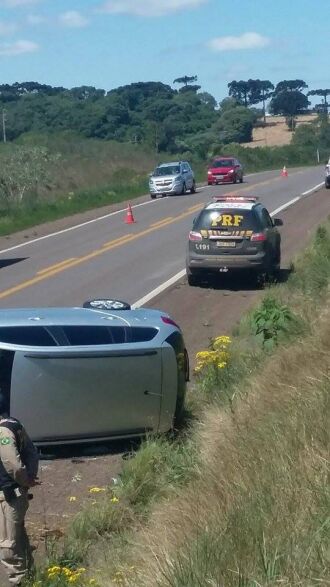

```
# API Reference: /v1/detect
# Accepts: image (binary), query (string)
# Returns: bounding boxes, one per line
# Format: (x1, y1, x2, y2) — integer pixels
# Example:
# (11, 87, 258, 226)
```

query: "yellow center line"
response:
(188, 204, 203, 212)
(101, 235, 130, 247)
(150, 216, 174, 228)
(37, 258, 77, 275)
(0, 174, 289, 301)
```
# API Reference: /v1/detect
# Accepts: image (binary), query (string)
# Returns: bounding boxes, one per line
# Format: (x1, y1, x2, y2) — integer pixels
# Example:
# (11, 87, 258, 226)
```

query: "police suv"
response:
(186, 196, 283, 286)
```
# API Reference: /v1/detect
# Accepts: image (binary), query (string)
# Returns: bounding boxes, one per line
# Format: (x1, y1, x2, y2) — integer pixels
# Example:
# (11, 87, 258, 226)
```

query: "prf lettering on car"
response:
(211, 214, 244, 227)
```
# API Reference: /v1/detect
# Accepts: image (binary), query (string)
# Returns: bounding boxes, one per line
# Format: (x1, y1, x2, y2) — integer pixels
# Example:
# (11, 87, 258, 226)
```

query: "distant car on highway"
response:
(325, 164, 330, 189)
(207, 157, 243, 185)
(0, 301, 189, 445)
(149, 161, 196, 198)
(186, 196, 282, 286)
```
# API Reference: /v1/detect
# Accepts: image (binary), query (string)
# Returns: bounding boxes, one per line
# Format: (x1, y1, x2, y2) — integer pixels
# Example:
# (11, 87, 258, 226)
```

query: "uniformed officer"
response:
(0, 393, 39, 585)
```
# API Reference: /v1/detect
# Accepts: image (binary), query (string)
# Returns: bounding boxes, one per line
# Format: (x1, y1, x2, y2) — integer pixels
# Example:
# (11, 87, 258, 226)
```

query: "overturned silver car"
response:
(0, 302, 189, 445)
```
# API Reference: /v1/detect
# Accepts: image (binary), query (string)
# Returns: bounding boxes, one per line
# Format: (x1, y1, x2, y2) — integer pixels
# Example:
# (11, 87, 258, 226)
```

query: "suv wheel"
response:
(150, 193, 156, 199)
(190, 180, 196, 194)
(187, 268, 201, 286)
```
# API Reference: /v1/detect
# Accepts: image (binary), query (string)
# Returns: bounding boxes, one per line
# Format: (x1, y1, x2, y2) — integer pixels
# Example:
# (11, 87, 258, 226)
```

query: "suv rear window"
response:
(194, 209, 260, 231)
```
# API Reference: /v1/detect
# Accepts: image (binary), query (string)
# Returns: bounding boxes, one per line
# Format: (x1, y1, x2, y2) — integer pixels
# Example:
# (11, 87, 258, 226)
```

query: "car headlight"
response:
(228, 169, 234, 174)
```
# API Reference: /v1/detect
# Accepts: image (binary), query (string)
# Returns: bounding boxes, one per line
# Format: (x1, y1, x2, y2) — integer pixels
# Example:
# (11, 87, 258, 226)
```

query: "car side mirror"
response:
(273, 218, 283, 227)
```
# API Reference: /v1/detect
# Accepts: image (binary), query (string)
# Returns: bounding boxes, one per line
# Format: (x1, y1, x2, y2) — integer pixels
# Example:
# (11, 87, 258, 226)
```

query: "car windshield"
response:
(153, 166, 180, 177)
(211, 160, 235, 168)
(194, 209, 259, 231)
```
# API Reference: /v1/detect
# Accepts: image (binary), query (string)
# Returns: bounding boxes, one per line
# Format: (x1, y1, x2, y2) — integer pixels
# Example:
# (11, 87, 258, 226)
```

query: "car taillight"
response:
(189, 231, 202, 241)
(251, 232, 267, 242)
(162, 316, 180, 329)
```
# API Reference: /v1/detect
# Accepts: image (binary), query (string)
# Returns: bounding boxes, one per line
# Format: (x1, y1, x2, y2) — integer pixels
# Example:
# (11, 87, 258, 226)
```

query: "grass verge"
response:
(28, 222, 330, 587)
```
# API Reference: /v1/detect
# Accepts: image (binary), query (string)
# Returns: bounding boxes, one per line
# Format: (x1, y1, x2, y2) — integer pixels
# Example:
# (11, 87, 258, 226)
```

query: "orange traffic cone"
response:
(281, 166, 288, 177)
(125, 203, 136, 224)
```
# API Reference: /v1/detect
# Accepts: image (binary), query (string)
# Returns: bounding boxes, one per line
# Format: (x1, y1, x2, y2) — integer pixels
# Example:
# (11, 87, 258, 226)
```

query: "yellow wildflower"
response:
(47, 566, 60, 573)
(69, 496, 77, 502)
(89, 487, 106, 493)
(110, 496, 119, 504)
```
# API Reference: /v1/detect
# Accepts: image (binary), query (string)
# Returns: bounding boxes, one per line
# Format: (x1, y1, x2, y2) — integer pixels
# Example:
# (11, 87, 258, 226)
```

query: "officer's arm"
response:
(0, 428, 31, 488)
(22, 428, 39, 480)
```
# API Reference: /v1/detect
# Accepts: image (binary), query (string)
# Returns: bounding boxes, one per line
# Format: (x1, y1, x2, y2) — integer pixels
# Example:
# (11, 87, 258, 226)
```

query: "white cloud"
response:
(0, 38, 39, 55)
(0, 0, 41, 7)
(208, 32, 270, 52)
(0, 20, 18, 35)
(59, 10, 89, 28)
(26, 14, 45, 25)
(100, 0, 208, 17)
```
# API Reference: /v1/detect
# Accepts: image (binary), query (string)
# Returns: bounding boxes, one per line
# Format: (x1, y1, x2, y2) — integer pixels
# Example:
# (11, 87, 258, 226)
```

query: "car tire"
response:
(240, 175, 244, 183)
(190, 180, 196, 194)
(208, 181, 212, 186)
(326, 182, 330, 189)
(181, 182, 187, 195)
(150, 194, 156, 199)
(187, 269, 201, 286)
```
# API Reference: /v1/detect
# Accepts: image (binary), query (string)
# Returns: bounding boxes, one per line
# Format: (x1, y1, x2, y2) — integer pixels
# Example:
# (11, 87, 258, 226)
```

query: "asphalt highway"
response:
(0, 166, 325, 308)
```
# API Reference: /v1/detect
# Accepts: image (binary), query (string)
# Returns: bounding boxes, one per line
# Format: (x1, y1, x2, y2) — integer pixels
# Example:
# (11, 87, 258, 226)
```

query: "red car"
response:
(207, 157, 244, 185)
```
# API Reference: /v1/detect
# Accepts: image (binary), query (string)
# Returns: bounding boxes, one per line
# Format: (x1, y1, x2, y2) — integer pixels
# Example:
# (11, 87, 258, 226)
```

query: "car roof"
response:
(203, 197, 260, 211)
(0, 307, 170, 328)
(157, 161, 184, 167)
(212, 156, 236, 160)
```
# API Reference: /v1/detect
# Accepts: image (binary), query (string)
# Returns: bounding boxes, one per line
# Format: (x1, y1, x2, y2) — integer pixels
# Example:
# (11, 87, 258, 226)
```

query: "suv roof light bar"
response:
(212, 196, 258, 202)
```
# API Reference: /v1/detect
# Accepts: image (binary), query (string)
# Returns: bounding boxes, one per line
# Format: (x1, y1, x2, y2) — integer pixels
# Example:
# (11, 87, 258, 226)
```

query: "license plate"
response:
(215, 175, 224, 179)
(216, 241, 236, 248)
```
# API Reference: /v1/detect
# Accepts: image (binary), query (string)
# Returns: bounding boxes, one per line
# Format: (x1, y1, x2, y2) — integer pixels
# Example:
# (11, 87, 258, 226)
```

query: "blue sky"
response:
(0, 0, 328, 104)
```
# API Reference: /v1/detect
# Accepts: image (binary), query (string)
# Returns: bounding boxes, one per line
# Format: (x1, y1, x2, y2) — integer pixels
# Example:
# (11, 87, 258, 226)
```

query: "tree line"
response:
(0, 77, 328, 153)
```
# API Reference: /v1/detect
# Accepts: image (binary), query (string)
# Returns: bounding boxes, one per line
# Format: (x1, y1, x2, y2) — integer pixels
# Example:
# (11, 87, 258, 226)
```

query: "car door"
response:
(235, 159, 243, 180)
(183, 163, 193, 189)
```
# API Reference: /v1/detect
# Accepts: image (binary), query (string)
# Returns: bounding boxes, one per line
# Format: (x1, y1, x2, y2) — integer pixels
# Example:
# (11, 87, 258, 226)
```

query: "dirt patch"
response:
(242, 114, 317, 148)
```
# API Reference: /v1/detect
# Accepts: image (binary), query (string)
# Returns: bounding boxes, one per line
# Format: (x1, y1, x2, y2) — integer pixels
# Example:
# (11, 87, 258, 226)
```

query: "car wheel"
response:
(150, 193, 156, 199)
(83, 299, 131, 311)
(208, 181, 212, 186)
(181, 182, 187, 195)
(190, 180, 196, 194)
(187, 269, 201, 286)
(239, 175, 244, 183)
(326, 182, 330, 189)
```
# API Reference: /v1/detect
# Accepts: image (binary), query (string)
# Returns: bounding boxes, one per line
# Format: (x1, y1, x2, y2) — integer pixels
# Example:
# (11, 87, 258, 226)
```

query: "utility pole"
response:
(2, 109, 7, 143)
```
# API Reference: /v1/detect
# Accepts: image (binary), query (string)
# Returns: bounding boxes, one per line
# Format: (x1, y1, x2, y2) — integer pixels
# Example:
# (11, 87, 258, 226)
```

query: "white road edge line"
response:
(0, 171, 274, 255)
(131, 181, 324, 309)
